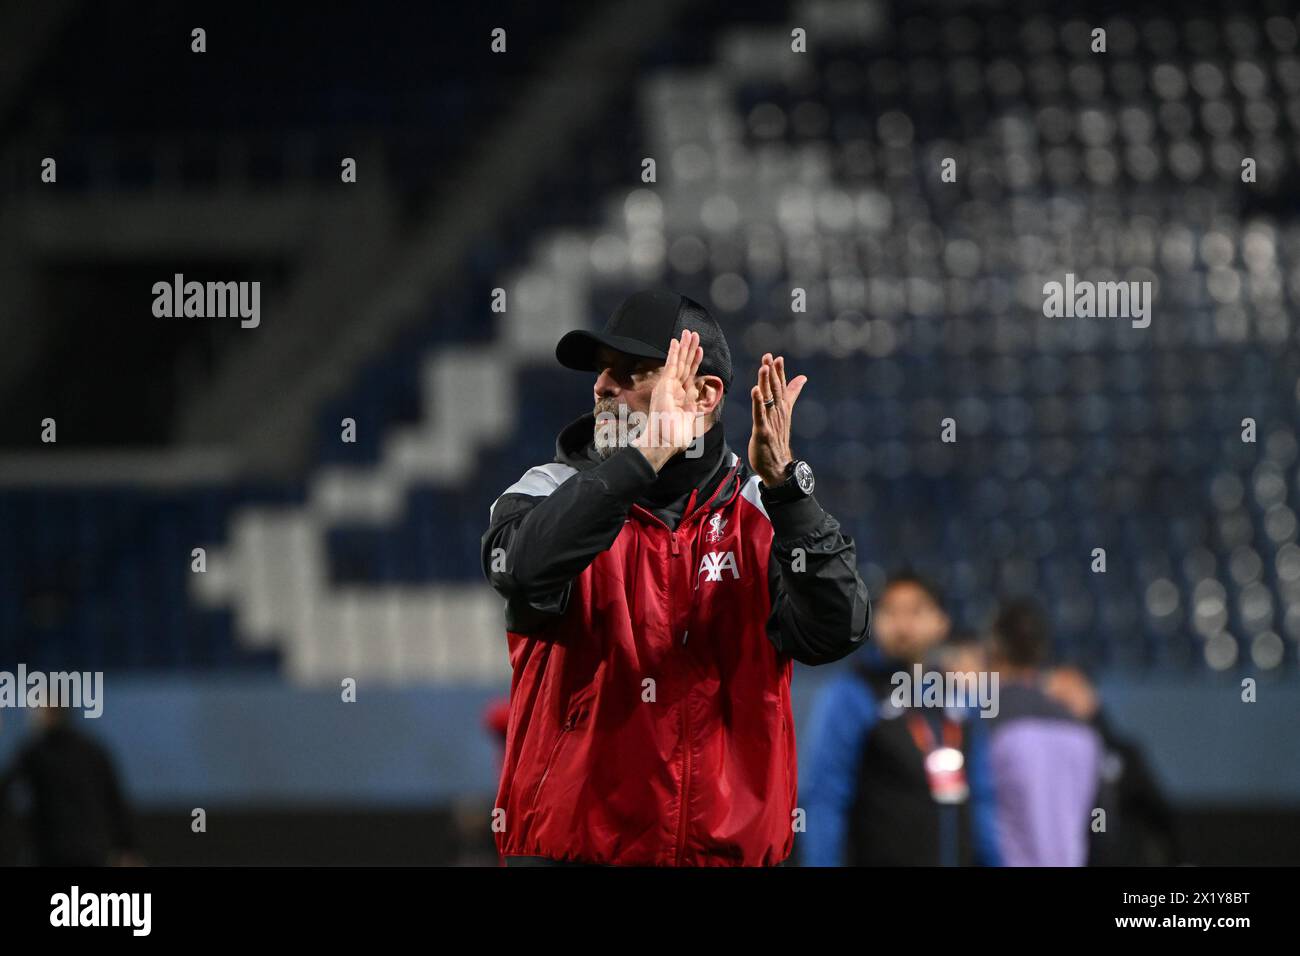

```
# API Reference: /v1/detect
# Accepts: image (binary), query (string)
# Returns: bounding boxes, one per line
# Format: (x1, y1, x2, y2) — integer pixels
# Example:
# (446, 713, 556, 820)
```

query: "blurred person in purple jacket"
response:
(1046, 665, 1182, 866)
(985, 600, 1101, 866)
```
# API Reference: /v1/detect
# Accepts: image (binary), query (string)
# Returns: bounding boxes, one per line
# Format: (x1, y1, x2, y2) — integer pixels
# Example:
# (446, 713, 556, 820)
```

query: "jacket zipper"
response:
(629, 475, 739, 867)
(669, 520, 691, 862)
(675, 701, 692, 864)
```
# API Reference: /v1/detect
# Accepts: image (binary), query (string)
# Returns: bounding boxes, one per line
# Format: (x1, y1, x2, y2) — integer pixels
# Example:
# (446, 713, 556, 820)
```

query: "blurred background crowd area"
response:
(0, 0, 1298, 864)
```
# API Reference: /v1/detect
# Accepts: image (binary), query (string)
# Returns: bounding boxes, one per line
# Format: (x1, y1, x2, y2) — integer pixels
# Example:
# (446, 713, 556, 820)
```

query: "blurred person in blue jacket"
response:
(801, 572, 1001, 866)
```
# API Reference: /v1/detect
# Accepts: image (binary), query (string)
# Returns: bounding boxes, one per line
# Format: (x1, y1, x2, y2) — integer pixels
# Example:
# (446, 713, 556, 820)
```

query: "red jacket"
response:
(482, 417, 870, 865)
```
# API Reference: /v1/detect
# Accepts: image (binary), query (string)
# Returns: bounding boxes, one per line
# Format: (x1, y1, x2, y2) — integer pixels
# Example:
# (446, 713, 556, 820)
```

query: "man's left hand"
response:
(748, 353, 807, 488)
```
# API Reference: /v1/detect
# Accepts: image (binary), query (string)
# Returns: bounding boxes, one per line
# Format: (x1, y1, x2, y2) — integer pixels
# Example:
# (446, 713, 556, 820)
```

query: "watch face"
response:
(794, 461, 815, 495)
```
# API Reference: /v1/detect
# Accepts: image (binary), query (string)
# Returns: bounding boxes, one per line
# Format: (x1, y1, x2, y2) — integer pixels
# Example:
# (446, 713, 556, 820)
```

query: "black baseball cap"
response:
(556, 290, 733, 390)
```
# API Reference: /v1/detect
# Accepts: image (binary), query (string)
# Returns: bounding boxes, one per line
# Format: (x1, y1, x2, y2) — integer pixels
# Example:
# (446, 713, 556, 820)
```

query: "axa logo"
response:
(697, 551, 740, 583)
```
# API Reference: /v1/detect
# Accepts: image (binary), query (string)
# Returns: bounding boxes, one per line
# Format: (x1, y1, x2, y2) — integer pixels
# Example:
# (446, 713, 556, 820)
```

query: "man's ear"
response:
(694, 376, 724, 415)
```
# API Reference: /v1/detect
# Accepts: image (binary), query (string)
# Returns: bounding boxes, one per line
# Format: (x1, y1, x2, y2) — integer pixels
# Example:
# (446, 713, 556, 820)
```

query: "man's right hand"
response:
(632, 329, 704, 472)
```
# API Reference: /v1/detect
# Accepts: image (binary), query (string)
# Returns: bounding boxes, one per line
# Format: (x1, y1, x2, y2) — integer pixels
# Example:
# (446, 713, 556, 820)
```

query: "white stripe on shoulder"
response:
(739, 473, 770, 521)
(490, 462, 579, 520)
(727, 451, 738, 467)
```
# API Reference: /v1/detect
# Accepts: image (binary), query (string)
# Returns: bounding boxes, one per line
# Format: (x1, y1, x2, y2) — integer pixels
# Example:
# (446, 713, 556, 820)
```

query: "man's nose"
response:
(594, 366, 620, 399)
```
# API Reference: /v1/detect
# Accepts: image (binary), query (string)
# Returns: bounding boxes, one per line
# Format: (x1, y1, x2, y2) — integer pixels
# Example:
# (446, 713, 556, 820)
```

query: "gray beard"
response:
(592, 400, 634, 460)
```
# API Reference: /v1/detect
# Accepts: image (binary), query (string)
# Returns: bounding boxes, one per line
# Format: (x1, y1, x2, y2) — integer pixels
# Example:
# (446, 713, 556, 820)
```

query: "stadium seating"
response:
(4, 0, 1299, 681)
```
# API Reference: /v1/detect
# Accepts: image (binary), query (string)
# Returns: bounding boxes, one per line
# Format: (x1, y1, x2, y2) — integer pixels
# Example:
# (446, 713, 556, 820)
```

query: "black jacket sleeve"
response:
(481, 447, 658, 633)
(761, 491, 871, 666)
(1113, 736, 1182, 865)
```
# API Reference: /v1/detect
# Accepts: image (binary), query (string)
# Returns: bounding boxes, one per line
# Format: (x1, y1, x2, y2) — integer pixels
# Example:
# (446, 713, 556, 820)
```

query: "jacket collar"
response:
(554, 413, 742, 520)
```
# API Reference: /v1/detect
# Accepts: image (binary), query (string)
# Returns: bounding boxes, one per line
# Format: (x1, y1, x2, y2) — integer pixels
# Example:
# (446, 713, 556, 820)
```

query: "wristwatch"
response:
(761, 460, 815, 504)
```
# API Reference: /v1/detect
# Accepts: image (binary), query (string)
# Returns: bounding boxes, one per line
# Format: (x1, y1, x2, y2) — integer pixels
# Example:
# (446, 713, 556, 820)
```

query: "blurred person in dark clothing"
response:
(1045, 665, 1182, 866)
(802, 572, 1001, 866)
(0, 706, 139, 866)
(986, 601, 1101, 867)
